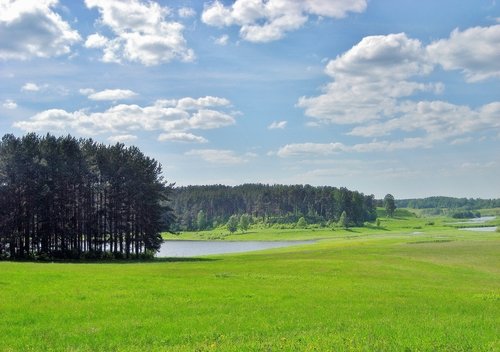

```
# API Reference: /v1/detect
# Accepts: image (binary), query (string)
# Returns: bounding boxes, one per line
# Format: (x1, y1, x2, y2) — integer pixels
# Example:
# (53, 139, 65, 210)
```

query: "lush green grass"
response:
(1, 217, 499, 351)
(162, 212, 465, 241)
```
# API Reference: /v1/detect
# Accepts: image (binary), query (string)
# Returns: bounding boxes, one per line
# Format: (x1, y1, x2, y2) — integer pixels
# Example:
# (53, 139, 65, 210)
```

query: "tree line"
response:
(0, 133, 173, 260)
(396, 197, 500, 210)
(170, 184, 377, 231)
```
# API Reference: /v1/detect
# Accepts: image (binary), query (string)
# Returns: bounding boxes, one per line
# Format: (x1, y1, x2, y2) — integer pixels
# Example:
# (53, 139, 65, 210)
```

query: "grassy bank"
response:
(1, 217, 499, 351)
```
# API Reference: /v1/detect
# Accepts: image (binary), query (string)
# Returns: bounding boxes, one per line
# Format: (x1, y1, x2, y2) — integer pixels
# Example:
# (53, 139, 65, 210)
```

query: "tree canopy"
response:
(170, 184, 377, 231)
(396, 196, 500, 210)
(0, 133, 173, 260)
(384, 194, 396, 218)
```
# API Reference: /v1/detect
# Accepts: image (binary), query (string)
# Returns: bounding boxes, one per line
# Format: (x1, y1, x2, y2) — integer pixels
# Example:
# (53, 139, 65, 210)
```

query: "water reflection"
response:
(157, 240, 315, 257)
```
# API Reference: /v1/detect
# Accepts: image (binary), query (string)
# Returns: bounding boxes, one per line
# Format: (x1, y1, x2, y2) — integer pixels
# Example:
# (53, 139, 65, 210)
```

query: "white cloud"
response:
(158, 132, 208, 143)
(84, 33, 109, 48)
(202, 0, 367, 43)
(276, 138, 430, 157)
(189, 110, 236, 129)
(268, 120, 287, 129)
(348, 101, 500, 140)
(214, 34, 229, 46)
(21, 82, 41, 92)
(87, 89, 138, 101)
(427, 25, 500, 82)
(277, 142, 346, 157)
(84, 0, 194, 65)
(0, 0, 80, 60)
(178, 7, 196, 18)
(298, 33, 434, 125)
(295, 28, 500, 156)
(185, 149, 248, 164)
(176, 96, 231, 110)
(107, 134, 138, 143)
(13, 96, 238, 141)
(2, 99, 17, 109)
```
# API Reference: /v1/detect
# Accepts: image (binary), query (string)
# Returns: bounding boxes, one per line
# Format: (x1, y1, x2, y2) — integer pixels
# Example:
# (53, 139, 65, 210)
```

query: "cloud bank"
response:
(202, 0, 367, 43)
(14, 96, 238, 144)
(288, 25, 500, 157)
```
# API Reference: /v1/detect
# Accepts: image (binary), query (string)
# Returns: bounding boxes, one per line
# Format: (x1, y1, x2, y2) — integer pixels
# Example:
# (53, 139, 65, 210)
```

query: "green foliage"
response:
(239, 214, 251, 233)
(397, 196, 500, 210)
(226, 215, 238, 234)
(338, 210, 348, 228)
(376, 218, 381, 227)
(0, 133, 171, 260)
(452, 210, 481, 219)
(384, 194, 396, 217)
(171, 184, 377, 231)
(196, 210, 207, 231)
(296, 216, 307, 228)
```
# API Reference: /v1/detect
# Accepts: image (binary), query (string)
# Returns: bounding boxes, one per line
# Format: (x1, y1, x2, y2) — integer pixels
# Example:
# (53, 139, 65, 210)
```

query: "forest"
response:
(170, 184, 377, 231)
(396, 197, 500, 210)
(0, 133, 173, 260)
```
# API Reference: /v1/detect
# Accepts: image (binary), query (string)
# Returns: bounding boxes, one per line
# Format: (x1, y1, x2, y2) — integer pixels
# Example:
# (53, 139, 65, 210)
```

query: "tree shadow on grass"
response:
(3, 257, 219, 264)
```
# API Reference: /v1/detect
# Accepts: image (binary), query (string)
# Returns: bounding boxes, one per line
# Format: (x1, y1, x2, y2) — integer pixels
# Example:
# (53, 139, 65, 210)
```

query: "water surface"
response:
(157, 240, 315, 257)
(449, 216, 496, 224)
(459, 227, 497, 232)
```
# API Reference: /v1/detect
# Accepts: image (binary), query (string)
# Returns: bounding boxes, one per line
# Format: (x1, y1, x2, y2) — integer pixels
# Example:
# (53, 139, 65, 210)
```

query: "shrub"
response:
(297, 217, 307, 228)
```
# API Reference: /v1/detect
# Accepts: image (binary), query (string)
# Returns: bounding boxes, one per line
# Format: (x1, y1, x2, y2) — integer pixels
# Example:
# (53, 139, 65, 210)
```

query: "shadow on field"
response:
(2, 257, 219, 264)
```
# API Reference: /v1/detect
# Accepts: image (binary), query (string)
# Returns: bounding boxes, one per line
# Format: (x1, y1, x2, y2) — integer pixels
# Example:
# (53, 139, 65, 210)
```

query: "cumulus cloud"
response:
(268, 120, 287, 129)
(348, 101, 500, 140)
(176, 96, 230, 110)
(277, 142, 346, 157)
(298, 33, 435, 125)
(87, 89, 138, 101)
(202, 0, 367, 43)
(158, 132, 208, 143)
(0, 0, 81, 60)
(427, 25, 500, 82)
(84, 0, 194, 65)
(293, 28, 500, 157)
(2, 99, 17, 109)
(277, 100, 500, 157)
(13, 96, 237, 143)
(84, 33, 109, 48)
(185, 149, 248, 164)
(21, 82, 41, 92)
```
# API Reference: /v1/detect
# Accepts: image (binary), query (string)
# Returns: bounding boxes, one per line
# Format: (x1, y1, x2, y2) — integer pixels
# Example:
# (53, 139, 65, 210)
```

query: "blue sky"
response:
(1, 0, 499, 199)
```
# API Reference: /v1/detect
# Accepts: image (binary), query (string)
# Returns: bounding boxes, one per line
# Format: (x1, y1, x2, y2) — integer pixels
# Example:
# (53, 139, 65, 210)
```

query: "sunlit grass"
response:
(1, 215, 499, 351)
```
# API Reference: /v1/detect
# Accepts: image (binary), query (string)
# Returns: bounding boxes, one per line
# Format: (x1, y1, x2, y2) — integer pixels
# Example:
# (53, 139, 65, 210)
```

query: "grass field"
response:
(1, 214, 499, 351)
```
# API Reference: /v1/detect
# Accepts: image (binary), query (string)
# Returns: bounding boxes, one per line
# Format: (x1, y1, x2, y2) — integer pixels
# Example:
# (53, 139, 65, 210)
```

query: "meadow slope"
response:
(1, 217, 499, 351)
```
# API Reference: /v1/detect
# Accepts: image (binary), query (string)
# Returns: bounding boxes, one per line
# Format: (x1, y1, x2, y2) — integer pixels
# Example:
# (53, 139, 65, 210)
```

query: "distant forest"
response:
(170, 184, 377, 231)
(0, 134, 173, 260)
(396, 197, 500, 210)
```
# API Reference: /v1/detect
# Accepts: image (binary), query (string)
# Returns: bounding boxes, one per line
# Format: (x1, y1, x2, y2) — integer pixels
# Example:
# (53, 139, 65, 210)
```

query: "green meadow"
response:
(1, 212, 499, 351)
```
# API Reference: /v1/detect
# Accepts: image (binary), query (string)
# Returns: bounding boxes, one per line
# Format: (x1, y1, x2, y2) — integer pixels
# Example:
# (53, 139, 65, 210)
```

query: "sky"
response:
(0, 0, 499, 199)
